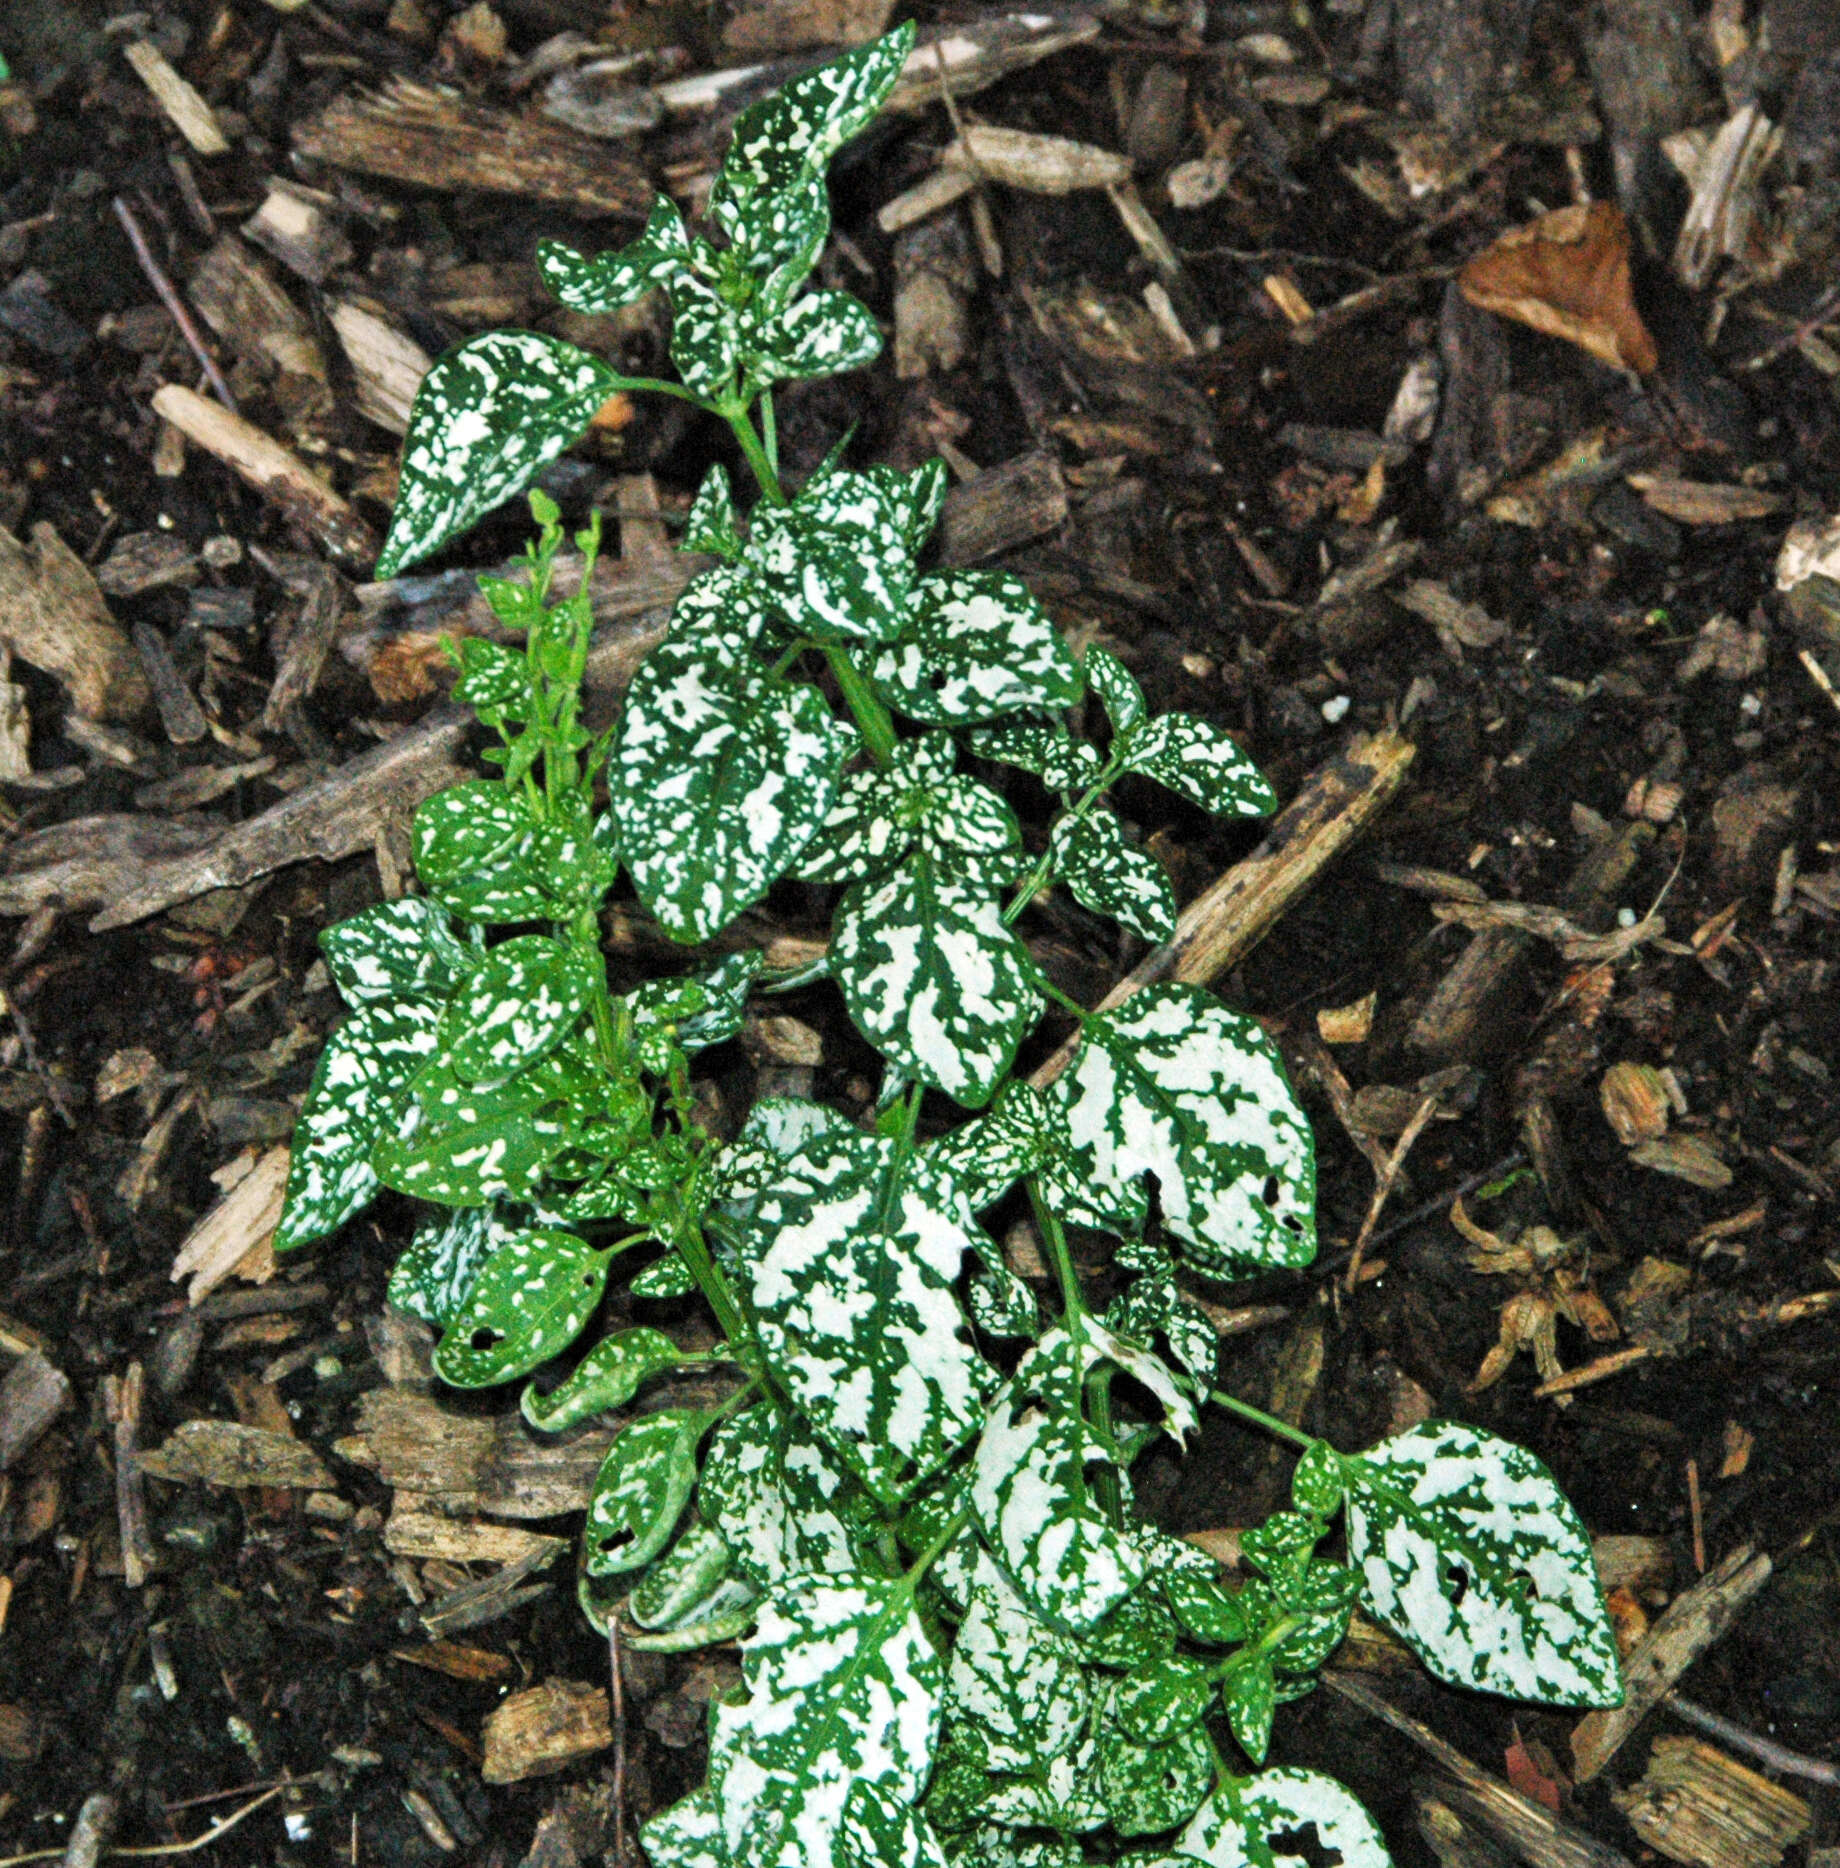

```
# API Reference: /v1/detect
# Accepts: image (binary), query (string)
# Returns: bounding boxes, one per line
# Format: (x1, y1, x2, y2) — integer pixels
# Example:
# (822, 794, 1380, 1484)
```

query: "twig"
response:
(0, 1787, 285, 1867)
(1798, 646, 1840, 716)
(1686, 1457, 1706, 1575)
(609, 1620, 628, 1867)
(1344, 1092, 1439, 1293)
(110, 197, 238, 414)
(1531, 1344, 1651, 1398)
(1664, 1693, 1840, 1788)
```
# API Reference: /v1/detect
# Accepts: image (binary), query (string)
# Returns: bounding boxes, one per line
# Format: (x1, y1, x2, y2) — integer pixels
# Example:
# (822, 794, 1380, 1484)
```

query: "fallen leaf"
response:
(1506, 1728, 1566, 1813)
(1460, 201, 1658, 374)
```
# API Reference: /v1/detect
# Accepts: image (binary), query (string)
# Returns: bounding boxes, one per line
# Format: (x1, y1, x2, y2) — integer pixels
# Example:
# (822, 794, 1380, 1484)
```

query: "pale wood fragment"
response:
(481, 1679, 612, 1784)
(150, 384, 375, 564)
(168, 1146, 290, 1304)
(242, 182, 352, 284)
(0, 1351, 72, 1470)
(0, 812, 225, 919)
(384, 1498, 569, 1567)
(138, 1418, 336, 1490)
(104, 1362, 156, 1586)
(0, 523, 152, 721)
(1613, 1738, 1809, 1868)
(330, 300, 431, 434)
(123, 41, 231, 156)
(188, 234, 330, 407)
(944, 124, 1130, 194)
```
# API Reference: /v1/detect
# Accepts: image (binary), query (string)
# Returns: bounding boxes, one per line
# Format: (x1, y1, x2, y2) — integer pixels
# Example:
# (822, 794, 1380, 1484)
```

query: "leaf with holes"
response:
(970, 1331, 1146, 1632)
(947, 1548, 1091, 1773)
(583, 1408, 703, 1577)
(320, 897, 475, 1008)
(412, 781, 551, 924)
(731, 1127, 995, 1505)
(1085, 646, 1146, 737)
(612, 631, 849, 941)
(1097, 1684, 1214, 1837)
(698, 1402, 864, 1586)
(832, 854, 1041, 1108)
(697, 1570, 942, 1868)
(387, 1204, 510, 1327)
(970, 721, 1104, 794)
(1054, 983, 1316, 1277)
(684, 463, 742, 560)
(273, 1000, 441, 1252)
(431, 1227, 610, 1386)
(439, 935, 593, 1082)
(1344, 1420, 1622, 1707)
(521, 1327, 695, 1431)
(1050, 806, 1176, 944)
(536, 197, 692, 314)
(1181, 1771, 1393, 1868)
(377, 332, 622, 576)
(1125, 713, 1279, 820)
(871, 572, 1080, 726)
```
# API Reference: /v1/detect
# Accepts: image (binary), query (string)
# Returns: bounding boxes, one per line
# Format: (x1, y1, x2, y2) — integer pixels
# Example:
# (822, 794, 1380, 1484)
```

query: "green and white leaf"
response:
(612, 631, 849, 941)
(1112, 1655, 1211, 1746)
(745, 469, 916, 644)
(967, 1257, 1039, 1341)
(677, 949, 764, 1051)
(1180, 1773, 1393, 1868)
(1085, 646, 1146, 737)
(439, 934, 592, 1082)
(793, 733, 951, 884)
(868, 458, 948, 555)
(521, 1326, 693, 1431)
(631, 1251, 698, 1298)
(710, 1097, 856, 1213)
(840, 1779, 952, 1868)
(640, 1789, 726, 1868)
(387, 1203, 508, 1327)
(1221, 1655, 1276, 1763)
(1344, 1420, 1623, 1707)
(922, 1082, 1059, 1213)
(668, 276, 742, 397)
(535, 197, 692, 313)
(832, 855, 1041, 1108)
(378, 332, 621, 577)
(273, 1000, 441, 1251)
(431, 1227, 610, 1386)
(1054, 983, 1316, 1277)
(1125, 713, 1279, 820)
(1084, 1314, 1197, 1445)
(411, 781, 550, 924)
(979, 1732, 1108, 1835)
(970, 722, 1104, 794)
(699, 1402, 863, 1585)
(947, 1549, 1090, 1773)
(684, 463, 743, 560)
(732, 1128, 994, 1504)
(628, 1519, 741, 1630)
(1050, 806, 1176, 944)
(1097, 1684, 1213, 1837)
(871, 572, 1080, 725)
(751, 287, 883, 385)
(319, 897, 475, 1007)
(583, 1408, 703, 1577)
(669, 562, 781, 653)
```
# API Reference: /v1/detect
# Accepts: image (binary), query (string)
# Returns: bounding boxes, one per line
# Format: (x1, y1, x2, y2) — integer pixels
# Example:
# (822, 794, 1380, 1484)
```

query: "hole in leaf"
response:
(469, 1328, 504, 1353)
(1443, 1562, 1470, 1607)
(1515, 1569, 1541, 1601)
(1262, 1175, 1281, 1206)
(1267, 1823, 1343, 1868)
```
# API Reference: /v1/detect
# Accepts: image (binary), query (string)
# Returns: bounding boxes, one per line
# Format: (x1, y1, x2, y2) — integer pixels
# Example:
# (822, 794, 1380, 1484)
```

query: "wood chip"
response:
(1614, 1739, 1809, 1868)
(168, 1146, 289, 1304)
(0, 523, 152, 721)
(122, 41, 231, 156)
(384, 1500, 569, 1567)
(1317, 992, 1376, 1045)
(1626, 475, 1785, 524)
(481, 1680, 612, 1784)
(1601, 1062, 1670, 1145)
(944, 123, 1130, 194)
(242, 182, 353, 285)
(0, 1352, 72, 1471)
(138, 1418, 335, 1490)
(330, 300, 432, 434)
(1629, 1133, 1734, 1190)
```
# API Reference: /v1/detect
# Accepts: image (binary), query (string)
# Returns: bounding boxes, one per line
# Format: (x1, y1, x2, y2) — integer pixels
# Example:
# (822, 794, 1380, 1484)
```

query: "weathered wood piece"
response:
(104, 1361, 156, 1587)
(151, 385, 374, 564)
(168, 1146, 289, 1304)
(0, 523, 152, 721)
(122, 41, 230, 156)
(937, 449, 1067, 562)
(187, 234, 330, 412)
(1613, 1739, 1810, 1868)
(132, 623, 210, 744)
(263, 564, 346, 731)
(0, 812, 223, 919)
(384, 1497, 569, 1568)
(0, 1351, 72, 1470)
(242, 182, 352, 285)
(421, 1543, 560, 1638)
(294, 80, 652, 217)
(1029, 730, 1418, 1090)
(87, 708, 471, 932)
(138, 1418, 336, 1490)
(1571, 1543, 1773, 1783)
(330, 300, 431, 434)
(481, 1680, 612, 1784)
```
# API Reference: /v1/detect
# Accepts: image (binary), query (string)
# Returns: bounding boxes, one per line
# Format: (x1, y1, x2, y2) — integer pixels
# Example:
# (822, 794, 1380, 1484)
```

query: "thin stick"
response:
(1531, 1344, 1651, 1398)
(1686, 1457, 1705, 1575)
(1798, 646, 1840, 716)
(110, 197, 239, 414)
(0, 1786, 285, 1867)
(609, 1620, 628, 1868)
(1664, 1692, 1840, 1787)
(1344, 1092, 1439, 1293)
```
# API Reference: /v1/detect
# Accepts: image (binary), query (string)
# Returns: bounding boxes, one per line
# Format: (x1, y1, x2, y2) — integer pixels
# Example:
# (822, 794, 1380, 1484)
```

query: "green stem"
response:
(824, 644, 896, 767)
(1028, 1177, 1085, 1326)
(1208, 1387, 1318, 1452)
(902, 1503, 973, 1590)
(608, 372, 708, 408)
(1001, 760, 1124, 928)
(668, 1202, 749, 1352)
(1035, 972, 1090, 1024)
(722, 402, 785, 506)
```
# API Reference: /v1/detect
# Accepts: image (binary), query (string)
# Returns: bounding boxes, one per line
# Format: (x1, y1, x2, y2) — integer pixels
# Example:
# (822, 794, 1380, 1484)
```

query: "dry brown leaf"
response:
(1459, 201, 1658, 375)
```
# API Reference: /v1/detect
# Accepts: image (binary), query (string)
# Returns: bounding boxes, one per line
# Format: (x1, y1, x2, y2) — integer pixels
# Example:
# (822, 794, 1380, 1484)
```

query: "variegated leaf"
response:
(1113, 1655, 1212, 1746)
(1180, 1772, 1393, 1868)
(970, 1331, 1146, 1632)
(793, 733, 953, 885)
(669, 561, 780, 652)
(273, 1000, 441, 1251)
(1344, 1419, 1622, 1707)
(751, 287, 883, 384)
(922, 1082, 1058, 1213)
(535, 197, 691, 313)
(710, 1097, 856, 1214)
(1125, 713, 1279, 820)
(684, 463, 742, 560)
(411, 781, 550, 924)
(832, 854, 1042, 1108)
(970, 721, 1104, 794)
(840, 1779, 952, 1868)
(639, 1790, 726, 1868)
(947, 1549, 1090, 1773)
(377, 332, 621, 576)
(319, 897, 475, 1007)
(1084, 1315, 1197, 1444)
(870, 572, 1080, 725)
(431, 1227, 610, 1386)
(745, 468, 916, 643)
(438, 934, 592, 1081)
(583, 1408, 703, 1576)
(1097, 1681, 1213, 1837)
(677, 949, 764, 1051)
(980, 1730, 1109, 1834)
(701, 1571, 942, 1868)
(1221, 1655, 1276, 1763)
(669, 276, 742, 397)
(698, 1401, 864, 1585)
(628, 1519, 743, 1630)
(1054, 983, 1316, 1277)
(1049, 806, 1176, 943)
(1085, 645, 1146, 737)
(611, 632, 849, 941)
(388, 1204, 507, 1327)
(731, 1128, 995, 1504)
(520, 1326, 691, 1431)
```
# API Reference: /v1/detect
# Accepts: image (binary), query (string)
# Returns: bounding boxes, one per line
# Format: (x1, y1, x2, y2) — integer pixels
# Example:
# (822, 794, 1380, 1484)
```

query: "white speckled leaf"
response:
(866, 459, 949, 555)
(1049, 806, 1177, 943)
(319, 897, 475, 1007)
(1085, 646, 1146, 737)
(710, 1096, 856, 1214)
(1344, 1420, 1623, 1707)
(669, 563, 779, 652)
(753, 287, 883, 385)
(699, 1401, 864, 1585)
(1125, 713, 1279, 820)
(793, 734, 951, 885)
(628, 1519, 745, 1632)
(839, 1778, 951, 1868)
(702, 1569, 941, 1868)
(1180, 1772, 1393, 1868)
(640, 1789, 727, 1868)
(676, 949, 765, 1052)
(582, 1408, 703, 1576)
(922, 1082, 1058, 1213)
(520, 1326, 689, 1431)
(970, 722, 1104, 794)
(274, 1000, 441, 1251)
(1097, 1681, 1214, 1837)
(669, 277, 742, 397)
(612, 632, 849, 941)
(831, 854, 1042, 1108)
(980, 1730, 1109, 1835)
(387, 1204, 508, 1326)
(1084, 1315, 1196, 1444)
(438, 934, 592, 1081)
(870, 572, 1080, 725)
(412, 781, 550, 924)
(535, 197, 691, 313)
(732, 1128, 995, 1505)
(745, 469, 915, 644)
(947, 1549, 1090, 1773)
(969, 1330, 1146, 1633)
(684, 463, 743, 560)
(1053, 984, 1316, 1277)
(431, 1227, 609, 1386)
(377, 332, 621, 576)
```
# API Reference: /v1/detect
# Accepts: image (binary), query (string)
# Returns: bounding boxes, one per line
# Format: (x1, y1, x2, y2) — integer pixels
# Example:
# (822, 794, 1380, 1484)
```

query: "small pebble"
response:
(1321, 694, 1352, 723)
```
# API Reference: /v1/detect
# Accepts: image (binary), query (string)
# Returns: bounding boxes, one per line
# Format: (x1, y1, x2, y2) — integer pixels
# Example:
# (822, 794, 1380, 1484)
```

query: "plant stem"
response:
(1207, 1387, 1318, 1452)
(1035, 972, 1090, 1023)
(722, 402, 785, 506)
(760, 389, 779, 476)
(1001, 760, 1124, 928)
(1028, 1178, 1085, 1325)
(824, 644, 896, 766)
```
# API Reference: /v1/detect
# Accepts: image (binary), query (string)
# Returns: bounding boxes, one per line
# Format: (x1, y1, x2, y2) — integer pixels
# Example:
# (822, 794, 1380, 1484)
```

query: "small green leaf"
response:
(970, 721, 1104, 793)
(388, 1204, 503, 1327)
(1085, 645, 1146, 736)
(630, 1251, 698, 1298)
(668, 278, 741, 398)
(628, 1519, 741, 1629)
(1291, 1442, 1345, 1516)
(521, 1327, 691, 1431)
(319, 896, 475, 1008)
(1125, 713, 1279, 819)
(676, 950, 764, 1052)
(378, 331, 621, 577)
(439, 934, 593, 1082)
(1098, 1687, 1213, 1837)
(536, 197, 691, 313)
(274, 1001, 441, 1252)
(451, 636, 533, 723)
(1050, 806, 1176, 944)
(583, 1408, 703, 1576)
(749, 287, 883, 385)
(684, 463, 742, 560)
(1181, 1772, 1394, 1868)
(746, 468, 916, 644)
(1160, 1566, 1248, 1647)
(1114, 1656, 1212, 1745)
(432, 1227, 610, 1386)
(1222, 1654, 1276, 1764)
(699, 1402, 864, 1585)
(412, 781, 550, 924)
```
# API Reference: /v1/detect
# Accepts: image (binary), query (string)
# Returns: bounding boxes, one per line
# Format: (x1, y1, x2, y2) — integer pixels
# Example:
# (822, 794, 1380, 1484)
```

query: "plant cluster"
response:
(279, 28, 1622, 1868)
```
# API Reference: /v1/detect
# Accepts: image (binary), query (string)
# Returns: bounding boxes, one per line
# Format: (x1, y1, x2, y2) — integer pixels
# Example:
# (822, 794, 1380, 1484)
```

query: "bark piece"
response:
(722, 0, 894, 55)
(481, 1680, 612, 1784)
(330, 300, 431, 434)
(294, 80, 651, 217)
(138, 1418, 336, 1489)
(1394, 0, 1535, 138)
(168, 1146, 289, 1304)
(122, 41, 230, 155)
(0, 813, 223, 918)
(0, 523, 151, 721)
(385, 1498, 569, 1567)
(0, 1351, 72, 1471)
(1613, 1738, 1810, 1868)
(150, 385, 375, 564)
(132, 622, 209, 745)
(1572, 1543, 1773, 1783)
(242, 182, 352, 285)
(104, 1362, 156, 1587)
(421, 1542, 560, 1637)
(263, 564, 346, 730)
